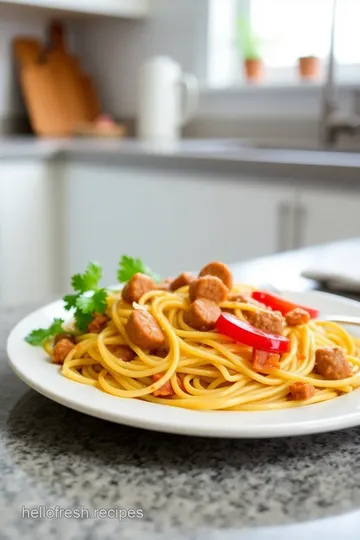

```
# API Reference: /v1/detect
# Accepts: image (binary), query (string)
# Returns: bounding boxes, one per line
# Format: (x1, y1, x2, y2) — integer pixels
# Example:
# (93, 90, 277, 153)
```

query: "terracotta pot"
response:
(298, 56, 320, 80)
(244, 58, 263, 82)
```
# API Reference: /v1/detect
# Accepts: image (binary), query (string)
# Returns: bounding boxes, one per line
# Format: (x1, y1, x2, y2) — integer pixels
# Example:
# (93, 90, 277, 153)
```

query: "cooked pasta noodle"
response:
(57, 283, 360, 411)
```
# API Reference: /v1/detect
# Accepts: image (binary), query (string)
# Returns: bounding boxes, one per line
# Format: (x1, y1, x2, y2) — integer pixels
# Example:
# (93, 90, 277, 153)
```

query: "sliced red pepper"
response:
(251, 291, 319, 319)
(216, 313, 290, 354)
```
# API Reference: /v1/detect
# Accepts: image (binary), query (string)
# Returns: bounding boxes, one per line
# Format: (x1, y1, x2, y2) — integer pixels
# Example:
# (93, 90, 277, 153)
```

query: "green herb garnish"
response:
(25, 318, 65, 346)
(63, 261, 108, 332)
(25, 257, 160, 347)
(117, 255, 161, 283)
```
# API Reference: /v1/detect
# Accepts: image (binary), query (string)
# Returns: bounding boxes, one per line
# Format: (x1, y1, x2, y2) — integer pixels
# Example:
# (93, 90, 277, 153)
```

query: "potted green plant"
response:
(298, 55, 320, 80)
(237, 17, 263, 82)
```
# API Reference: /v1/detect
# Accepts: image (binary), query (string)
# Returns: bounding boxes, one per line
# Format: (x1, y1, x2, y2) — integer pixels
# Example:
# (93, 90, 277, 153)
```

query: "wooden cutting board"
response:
(20, 63, 71, 136)
(46, 22, 100, 122)
(14, 23, 102, 136)
(81, 74, 101, 121)
(13, 38, 41, 67)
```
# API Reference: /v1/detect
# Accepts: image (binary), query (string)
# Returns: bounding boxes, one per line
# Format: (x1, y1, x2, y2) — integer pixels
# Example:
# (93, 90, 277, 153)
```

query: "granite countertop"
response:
(2, 240, 360, 539)
(1, 137, 360, 183)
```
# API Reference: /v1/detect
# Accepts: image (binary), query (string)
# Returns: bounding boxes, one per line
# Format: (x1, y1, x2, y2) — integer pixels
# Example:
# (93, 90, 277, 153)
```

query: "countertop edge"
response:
(1, 139, 360, 184)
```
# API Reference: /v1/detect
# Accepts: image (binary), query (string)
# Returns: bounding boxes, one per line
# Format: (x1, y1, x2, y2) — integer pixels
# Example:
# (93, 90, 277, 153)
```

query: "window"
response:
(207, 0, 360, 86)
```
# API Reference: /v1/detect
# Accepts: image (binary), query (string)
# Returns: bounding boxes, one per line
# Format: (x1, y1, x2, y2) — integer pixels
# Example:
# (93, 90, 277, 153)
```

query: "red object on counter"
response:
(251, 291, 319, 318)
(216, 313, 290, 354)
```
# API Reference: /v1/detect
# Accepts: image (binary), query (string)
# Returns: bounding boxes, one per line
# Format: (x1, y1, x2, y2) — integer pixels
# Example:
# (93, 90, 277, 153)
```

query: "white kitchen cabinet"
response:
(0, 160, 58, 307)
(295, 188, 360, 249)
(0, 0, 150, 17)
(61, 163, 296, 286)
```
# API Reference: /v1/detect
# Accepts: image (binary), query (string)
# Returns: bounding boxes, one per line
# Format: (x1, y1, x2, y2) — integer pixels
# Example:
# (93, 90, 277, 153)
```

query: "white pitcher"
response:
(137, 56, 198, 141)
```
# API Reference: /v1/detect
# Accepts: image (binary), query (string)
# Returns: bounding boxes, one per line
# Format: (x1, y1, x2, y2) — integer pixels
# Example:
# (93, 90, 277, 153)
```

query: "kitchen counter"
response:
(2, 240, 360, 539)
(2, 137, 360, 185)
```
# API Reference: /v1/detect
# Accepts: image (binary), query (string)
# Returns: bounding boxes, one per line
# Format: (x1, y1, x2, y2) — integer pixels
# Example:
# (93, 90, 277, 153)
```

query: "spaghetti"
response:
(54, 271, 360, 412)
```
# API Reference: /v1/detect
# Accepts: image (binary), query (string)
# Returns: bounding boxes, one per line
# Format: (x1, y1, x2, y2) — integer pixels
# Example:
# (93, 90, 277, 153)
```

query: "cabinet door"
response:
(296, 188, 360, 248)
(0, 161, 58, 306)
(62, 163, 296, 285)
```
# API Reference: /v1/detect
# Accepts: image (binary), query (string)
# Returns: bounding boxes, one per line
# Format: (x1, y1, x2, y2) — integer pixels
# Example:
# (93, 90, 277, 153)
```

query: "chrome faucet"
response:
(320, 0, 360, 146)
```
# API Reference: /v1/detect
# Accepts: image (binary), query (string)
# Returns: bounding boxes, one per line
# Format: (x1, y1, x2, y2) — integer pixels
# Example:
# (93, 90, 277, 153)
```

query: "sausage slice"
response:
(122, 273, 155, 304)
(252, 350, 280, 372)
(315, 347, 352, 380)
(247, 310, 284, 336)
(289, 382, 315, 400)
(52, 338, 75, 364)
(199, 261, 233, 290)
(150, 346, 169, 358)
(152, 373, 184, 397)
(286, 307, 310, 327)
(125, 309, 165, 349)
(88, 313, 109, 333)
(184, 298, 221, 331)
(107, 344, 135, 362)
(171, 272, 195, 291)
(54, 332, 76, 345)
(189, 276, 228, 304)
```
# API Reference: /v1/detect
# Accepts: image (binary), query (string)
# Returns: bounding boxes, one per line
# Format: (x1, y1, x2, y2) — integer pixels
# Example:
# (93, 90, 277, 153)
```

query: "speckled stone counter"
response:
(2, 245, 360, 539)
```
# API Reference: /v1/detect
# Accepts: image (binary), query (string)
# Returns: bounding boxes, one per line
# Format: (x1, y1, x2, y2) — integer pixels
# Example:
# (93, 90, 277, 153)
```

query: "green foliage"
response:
(25, 318, 65, 346)
(236, 16, 262, 60)
(117, 255, 160, 283)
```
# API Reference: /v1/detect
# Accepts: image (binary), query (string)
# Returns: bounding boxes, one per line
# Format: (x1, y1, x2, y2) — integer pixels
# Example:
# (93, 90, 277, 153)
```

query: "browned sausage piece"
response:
(184, 299, 221, 331)
(151, 346, 169, 358)
(122, 273, 155, 304)
(87, 313, 109, 333)
(107, 344, 135, 362)
(247, 310, 284, 336)
(189, 276, 228, 304)
(52, 338, 75, 364)
(286, 307, 310, 327)
(54, 332, 76, 345)
(315, 347, 352, 380)
(252, 350, 280, 372)
(170, 272, 195, 291)
(289, 382, 315, 400)
(125, 309, 165, 349)
(199, 261, 233, 290)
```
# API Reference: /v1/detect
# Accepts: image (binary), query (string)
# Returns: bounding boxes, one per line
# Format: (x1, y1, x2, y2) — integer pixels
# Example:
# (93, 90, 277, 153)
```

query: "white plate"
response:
(6, 290, 360, 438)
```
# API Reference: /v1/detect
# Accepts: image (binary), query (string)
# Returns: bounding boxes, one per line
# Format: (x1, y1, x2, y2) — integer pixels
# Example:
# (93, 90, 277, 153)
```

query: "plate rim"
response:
(7, 289, 360, 438)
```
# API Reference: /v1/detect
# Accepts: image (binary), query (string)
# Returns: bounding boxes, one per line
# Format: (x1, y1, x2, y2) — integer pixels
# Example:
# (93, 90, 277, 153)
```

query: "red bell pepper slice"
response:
(251, 291, 319, 319)
(216, 313, 290, 354)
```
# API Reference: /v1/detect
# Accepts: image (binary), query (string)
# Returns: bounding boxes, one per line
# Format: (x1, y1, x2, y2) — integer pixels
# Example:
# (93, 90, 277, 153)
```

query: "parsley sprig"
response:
(25, 261, 108, 345)
(117, 255, 160, 283)
(63, 261, 108, 332)
(25, 257, 161, 347)
(25, 318, 65, 346)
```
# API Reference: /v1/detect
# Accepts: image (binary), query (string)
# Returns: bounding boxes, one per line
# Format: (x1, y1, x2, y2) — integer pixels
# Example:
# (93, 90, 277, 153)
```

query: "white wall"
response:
(72, 0, 208, 117)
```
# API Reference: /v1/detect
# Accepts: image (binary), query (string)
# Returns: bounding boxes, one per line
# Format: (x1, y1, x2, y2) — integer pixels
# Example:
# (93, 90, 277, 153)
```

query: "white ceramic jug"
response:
(137, 56, 198, 141)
